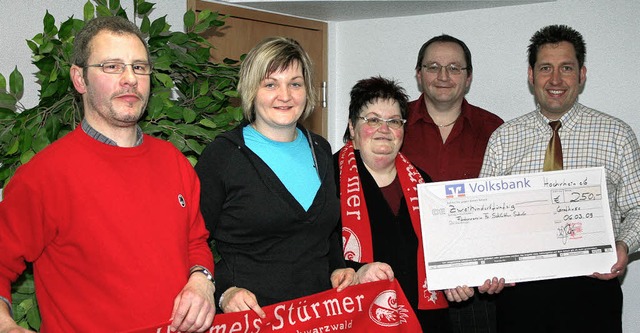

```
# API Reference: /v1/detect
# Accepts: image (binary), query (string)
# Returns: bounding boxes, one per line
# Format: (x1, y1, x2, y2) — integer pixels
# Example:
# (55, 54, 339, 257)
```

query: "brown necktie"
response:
(543, 120, 563, 171)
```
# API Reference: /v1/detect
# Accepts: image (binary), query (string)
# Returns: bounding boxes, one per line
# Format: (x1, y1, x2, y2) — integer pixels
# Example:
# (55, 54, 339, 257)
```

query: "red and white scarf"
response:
(124, 279, 421, 333)
(339, 141, 447, 310)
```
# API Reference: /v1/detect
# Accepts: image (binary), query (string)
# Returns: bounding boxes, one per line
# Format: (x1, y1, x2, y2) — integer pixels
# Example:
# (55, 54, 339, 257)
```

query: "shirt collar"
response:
(536, 102, 580, 129)
(407, 95, 471, 126)
(81, 119, 144, 147)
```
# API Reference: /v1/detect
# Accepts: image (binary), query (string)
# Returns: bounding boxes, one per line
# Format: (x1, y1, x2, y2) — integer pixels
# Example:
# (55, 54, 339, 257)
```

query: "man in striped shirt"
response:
(479, 24, 639, 333)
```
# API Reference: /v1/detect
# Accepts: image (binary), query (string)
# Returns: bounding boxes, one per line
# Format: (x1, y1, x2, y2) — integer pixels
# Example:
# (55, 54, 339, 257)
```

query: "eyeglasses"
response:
(357, 116, 406, 129)
(422, 63, 467, 75)
(85, 61, 153, 75)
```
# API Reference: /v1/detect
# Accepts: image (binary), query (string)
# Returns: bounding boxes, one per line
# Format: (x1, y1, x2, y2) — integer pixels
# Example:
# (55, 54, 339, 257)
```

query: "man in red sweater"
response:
(0, 16, 215, 332)
(400, 35, 504, 333)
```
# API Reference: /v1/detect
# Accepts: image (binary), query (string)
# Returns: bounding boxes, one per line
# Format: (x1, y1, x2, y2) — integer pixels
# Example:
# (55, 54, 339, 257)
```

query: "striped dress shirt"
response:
(480, 102, 640, 253)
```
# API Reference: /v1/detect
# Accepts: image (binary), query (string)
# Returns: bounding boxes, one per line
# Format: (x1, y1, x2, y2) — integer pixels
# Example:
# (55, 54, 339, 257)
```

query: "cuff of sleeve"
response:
(615, 240, 631, 254)
(0, 295, 12, 317)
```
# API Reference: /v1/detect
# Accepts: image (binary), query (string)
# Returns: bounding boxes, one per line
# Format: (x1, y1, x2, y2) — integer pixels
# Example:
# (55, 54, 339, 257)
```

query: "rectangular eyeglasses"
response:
(85, 61, 153, 75)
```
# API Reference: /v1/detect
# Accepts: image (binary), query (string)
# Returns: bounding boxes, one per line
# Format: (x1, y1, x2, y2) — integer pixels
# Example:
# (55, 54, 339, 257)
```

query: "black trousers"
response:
(496, 277, 622, 333)
(449, 293, 497, 333)
(417, 307, 453, 333)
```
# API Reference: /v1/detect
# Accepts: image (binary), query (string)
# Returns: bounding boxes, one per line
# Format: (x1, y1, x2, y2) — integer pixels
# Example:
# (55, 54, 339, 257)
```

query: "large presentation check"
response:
(417, 167, 617, 290)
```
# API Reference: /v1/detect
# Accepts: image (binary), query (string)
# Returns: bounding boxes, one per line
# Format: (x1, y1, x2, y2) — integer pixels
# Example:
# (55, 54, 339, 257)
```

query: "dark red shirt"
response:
(401, 96, 503, 182)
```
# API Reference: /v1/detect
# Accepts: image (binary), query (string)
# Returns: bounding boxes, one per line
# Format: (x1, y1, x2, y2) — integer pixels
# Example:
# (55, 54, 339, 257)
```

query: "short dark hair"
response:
(343, 76, 409, 143)
(528, 24, 586, 69)
(72, 16, 150, 69)
(415, 34, 473, 75)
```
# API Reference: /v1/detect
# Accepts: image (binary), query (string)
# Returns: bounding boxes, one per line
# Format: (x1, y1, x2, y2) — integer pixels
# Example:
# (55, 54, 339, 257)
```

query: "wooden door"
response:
(188, 0, 328, 137)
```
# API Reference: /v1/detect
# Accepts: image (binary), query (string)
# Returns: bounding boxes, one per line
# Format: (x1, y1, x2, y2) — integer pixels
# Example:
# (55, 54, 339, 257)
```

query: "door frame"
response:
(187, 0, 329, 137)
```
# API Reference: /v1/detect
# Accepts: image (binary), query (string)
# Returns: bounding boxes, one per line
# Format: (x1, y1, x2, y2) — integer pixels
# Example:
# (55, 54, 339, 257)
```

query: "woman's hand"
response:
(330, 268, 358, 291)
(218, 287, 266, 318)
(478, 277, 512, 294)
(444, 286, 474, 302)
(356, 262, 394, 283)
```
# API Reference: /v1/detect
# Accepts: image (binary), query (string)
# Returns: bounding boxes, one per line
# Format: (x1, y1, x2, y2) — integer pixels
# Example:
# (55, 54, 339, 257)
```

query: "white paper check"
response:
(417, 167, 617, 290)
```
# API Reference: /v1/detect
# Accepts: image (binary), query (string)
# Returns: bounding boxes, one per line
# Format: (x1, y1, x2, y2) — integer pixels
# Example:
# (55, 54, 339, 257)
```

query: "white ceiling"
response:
(221, 0, 553, 22)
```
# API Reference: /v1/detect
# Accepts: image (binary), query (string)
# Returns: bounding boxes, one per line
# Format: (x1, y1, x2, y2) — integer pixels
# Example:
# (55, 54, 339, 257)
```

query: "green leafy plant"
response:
(0, 0, 241, 329)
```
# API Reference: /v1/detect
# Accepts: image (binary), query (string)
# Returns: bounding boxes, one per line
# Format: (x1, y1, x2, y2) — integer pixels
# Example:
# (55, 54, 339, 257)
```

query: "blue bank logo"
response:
(445, 184, 465, 198)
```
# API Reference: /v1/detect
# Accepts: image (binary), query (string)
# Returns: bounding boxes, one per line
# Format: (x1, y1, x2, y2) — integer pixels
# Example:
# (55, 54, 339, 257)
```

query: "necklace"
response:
(435, 116, 459, 128)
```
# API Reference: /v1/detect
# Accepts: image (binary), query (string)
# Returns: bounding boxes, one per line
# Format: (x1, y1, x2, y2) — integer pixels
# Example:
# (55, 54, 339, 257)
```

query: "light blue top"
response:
(243, 125, 320, 211)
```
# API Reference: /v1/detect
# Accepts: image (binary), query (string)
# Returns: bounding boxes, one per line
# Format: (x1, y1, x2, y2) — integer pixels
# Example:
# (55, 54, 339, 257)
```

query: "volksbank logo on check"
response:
(445, 178, 531, 198)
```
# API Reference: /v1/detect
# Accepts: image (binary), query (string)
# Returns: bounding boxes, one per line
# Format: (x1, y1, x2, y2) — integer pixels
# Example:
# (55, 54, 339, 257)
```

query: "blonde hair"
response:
(238, 37, 316, 122)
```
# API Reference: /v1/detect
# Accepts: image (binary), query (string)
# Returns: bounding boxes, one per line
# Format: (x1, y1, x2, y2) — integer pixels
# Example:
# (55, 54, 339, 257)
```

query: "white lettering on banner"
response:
(272, 295, 365, 330)
(208, 313, 262, 333)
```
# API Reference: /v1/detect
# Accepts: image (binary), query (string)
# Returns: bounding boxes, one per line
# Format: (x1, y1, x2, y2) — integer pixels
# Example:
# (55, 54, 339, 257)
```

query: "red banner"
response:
(125, 279, 422, 333)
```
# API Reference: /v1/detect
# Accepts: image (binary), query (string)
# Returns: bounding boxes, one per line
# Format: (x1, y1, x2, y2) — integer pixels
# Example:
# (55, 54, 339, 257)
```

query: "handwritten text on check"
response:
(417, 167, 617, 290)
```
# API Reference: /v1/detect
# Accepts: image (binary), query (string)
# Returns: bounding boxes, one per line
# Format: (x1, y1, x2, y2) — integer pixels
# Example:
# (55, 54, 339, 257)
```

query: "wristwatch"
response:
(190, 267, 215, 284)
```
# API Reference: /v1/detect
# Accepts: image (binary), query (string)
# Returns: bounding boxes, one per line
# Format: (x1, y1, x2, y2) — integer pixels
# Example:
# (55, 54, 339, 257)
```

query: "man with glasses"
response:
(0, 16, 215, 332)
(480, 24, 639, 333)
(401, 34, 503, 333)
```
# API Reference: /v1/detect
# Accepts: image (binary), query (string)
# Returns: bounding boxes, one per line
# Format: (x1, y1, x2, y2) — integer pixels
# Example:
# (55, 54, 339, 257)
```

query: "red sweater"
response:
(0, 127, 213, 332)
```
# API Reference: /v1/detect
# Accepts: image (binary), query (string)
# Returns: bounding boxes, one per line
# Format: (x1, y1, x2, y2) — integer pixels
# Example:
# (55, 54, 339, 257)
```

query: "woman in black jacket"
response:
(334, 76, 475, 332)
(195, 37, 359, 317)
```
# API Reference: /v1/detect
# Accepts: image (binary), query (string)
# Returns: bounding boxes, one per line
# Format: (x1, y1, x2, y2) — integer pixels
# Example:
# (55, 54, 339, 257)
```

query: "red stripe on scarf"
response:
(339, 142, 447, 310)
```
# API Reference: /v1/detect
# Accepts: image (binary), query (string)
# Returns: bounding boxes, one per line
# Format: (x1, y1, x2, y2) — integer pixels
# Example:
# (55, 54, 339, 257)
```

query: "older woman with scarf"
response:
(335, 76, 475, 332)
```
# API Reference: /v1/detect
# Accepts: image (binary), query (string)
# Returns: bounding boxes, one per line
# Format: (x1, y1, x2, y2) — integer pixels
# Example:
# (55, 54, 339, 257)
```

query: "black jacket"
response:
(196, 124, 344, 307)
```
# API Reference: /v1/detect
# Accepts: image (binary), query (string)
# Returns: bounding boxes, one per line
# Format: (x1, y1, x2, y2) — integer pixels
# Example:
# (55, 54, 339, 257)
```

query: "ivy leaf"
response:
(169, 32, 189, 45)
(168, 132, 186, 150)
(193, 21, 210, 34)
(58, 18, 78, 41)
(41, 80, 60, 98)
(194, 96, 213, 108)
(211, 90, 225, 101)
(109, 0, 121, 11)
(115, 7, 127, 18)
(0, 73, 6, 91)
(152, 54, 171, 71)
(31, 33, 44, 46)
(186, 138, 204, 155)
(26, 304, 41, 331)
(45, 115, 62, 142)
(39, 41, 55, 54)
(96, 4, 112, 17)
(137, 1, 154, 15)
(0, 107, 15, 120)
(6, 139, 20, 155)
(43, 11, 56, 36)
(198, 10, 211, 22)
(32, 135, 51, 153)
(198, 80, 209, 96)
(19, 149, 36, 165)
(153, 72, 174, 88)
(199, 118, 217, 129)
(165, 106, 183, 120)
(0, 93, 17, 111)
(183, 108, 197, 123)
(26, 40, 38, 53)
(49, 68, 58, 83)
(140, 16, 150, 34)
(184, 10, 195, 30)
(7, 74, 24, 98)
(83, 1, 95, 21)
(149, 16, 167, 37)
